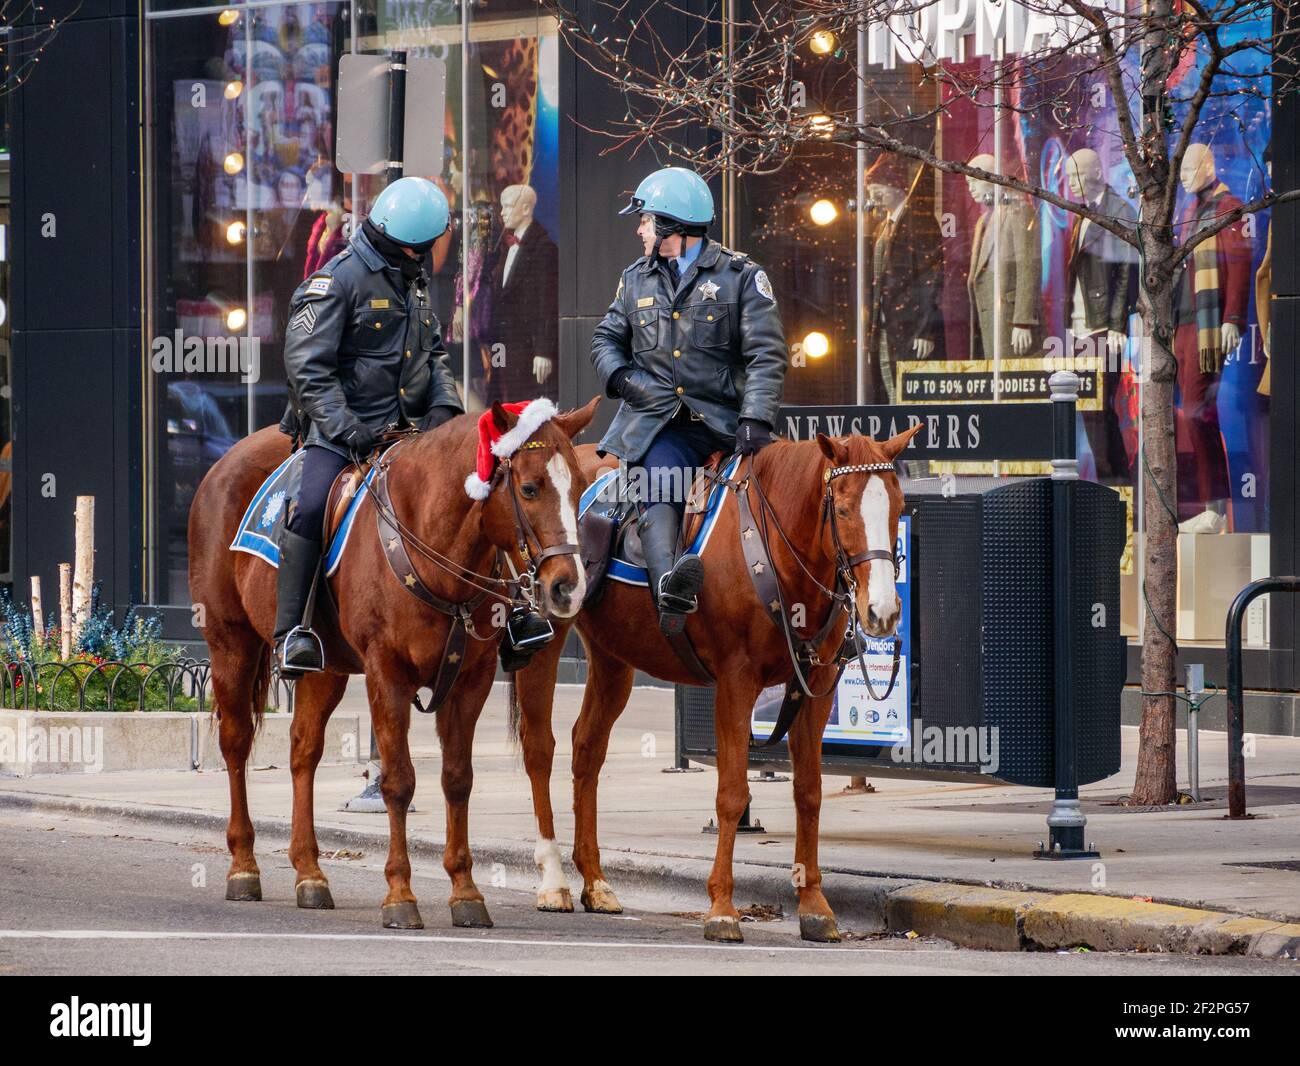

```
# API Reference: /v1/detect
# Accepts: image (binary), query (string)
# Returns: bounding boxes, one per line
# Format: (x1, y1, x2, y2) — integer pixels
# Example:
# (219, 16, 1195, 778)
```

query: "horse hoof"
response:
(225, 872, 262, 902)
(381, 901, 424, 930)
(296, 879, 335, 910)
(703, 916, 744, 943)
(799, 913, 841, 943)
(580, 880, 623, 914)
(537, 887, 574, 913)
(450, 898, 494, 928)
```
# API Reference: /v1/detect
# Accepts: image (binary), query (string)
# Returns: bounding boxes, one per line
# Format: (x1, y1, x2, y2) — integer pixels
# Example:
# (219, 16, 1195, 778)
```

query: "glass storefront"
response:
(143, 0, 1274, 654)
(144, 0, 559, 603)
(729, 9, 1274, 651)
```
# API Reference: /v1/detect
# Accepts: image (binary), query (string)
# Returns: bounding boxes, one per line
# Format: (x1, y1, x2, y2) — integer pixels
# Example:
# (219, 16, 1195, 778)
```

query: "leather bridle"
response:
(723, 452, 903, 709)
(358, 432, 581, 710)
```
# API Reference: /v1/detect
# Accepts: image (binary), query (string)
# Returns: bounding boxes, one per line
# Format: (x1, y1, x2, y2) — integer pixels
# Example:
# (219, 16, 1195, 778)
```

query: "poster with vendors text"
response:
(750, 516, 910, 746)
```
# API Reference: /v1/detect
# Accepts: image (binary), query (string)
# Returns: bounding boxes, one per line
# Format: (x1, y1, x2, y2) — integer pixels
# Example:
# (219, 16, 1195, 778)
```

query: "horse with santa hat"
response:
(187, 395, 598, 931)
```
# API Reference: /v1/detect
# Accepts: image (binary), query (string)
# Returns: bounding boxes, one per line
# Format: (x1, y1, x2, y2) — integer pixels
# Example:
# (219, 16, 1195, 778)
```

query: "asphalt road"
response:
(0, 809, 1295, 977)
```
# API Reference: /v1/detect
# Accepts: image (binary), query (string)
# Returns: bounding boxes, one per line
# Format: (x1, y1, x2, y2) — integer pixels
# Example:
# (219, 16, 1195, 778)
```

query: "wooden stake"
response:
(30, 575, 45, 643)
(72, 496, 94, 645)
(59, 563, 72, 661)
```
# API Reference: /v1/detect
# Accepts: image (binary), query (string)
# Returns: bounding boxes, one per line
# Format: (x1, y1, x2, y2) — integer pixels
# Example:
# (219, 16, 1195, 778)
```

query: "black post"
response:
(1036, 371, 1097, 859)
(1225, 577, 1300, 818)
(386, 50, 406, 187)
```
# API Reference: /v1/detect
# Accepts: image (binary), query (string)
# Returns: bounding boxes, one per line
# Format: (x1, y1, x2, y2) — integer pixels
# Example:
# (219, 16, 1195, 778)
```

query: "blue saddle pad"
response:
(577, 454, 740, 587)
(229, 451, 375, 576)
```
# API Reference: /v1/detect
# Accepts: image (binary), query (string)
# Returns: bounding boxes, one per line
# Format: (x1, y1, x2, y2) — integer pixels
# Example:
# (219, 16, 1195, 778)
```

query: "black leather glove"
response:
(736, 418, 774, 455)
(418, 405, 459, 432)
(342, 423, 380, 459)
(607, 366, 634, 400)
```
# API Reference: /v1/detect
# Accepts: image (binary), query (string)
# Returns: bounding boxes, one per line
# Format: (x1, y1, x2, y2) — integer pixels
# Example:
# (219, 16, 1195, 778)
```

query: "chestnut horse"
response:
(188, 398, 597, 929)
(510, 426, 921, 942)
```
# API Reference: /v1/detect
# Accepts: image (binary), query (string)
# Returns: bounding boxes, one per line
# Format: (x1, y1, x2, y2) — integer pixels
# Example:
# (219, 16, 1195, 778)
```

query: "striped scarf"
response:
(1191, 183, 1229, 373)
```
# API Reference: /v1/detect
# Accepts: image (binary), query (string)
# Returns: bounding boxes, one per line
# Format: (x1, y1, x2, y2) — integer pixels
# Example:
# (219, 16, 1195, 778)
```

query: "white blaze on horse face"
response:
(859, 475, 899, 632)
(545, 451, 586, 614)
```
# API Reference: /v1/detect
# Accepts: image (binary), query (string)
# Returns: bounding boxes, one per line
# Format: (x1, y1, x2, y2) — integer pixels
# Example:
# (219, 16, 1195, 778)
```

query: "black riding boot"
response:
(639, 502, 704, 637)
(273, 529, 325, 676)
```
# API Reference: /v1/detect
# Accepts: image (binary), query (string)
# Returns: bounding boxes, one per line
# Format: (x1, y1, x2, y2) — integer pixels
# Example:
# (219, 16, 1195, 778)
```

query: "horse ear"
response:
(490, 401, 515, 433)
(552, 395, 601, 440)
(879, 422, 924, 460)
(816, 432, 846, 462)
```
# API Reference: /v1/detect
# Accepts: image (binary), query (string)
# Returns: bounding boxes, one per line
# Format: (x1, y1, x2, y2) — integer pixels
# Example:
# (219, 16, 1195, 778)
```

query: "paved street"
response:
(0, 809, 1294, 976)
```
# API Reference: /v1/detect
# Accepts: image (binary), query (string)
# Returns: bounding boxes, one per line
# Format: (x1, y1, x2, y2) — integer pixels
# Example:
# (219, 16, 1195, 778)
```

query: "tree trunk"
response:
(1132, 267, 1180, 805)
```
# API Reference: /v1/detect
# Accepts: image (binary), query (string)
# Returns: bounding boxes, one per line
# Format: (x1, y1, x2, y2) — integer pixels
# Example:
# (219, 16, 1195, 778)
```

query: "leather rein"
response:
(712, 452, 902, 705)
(359, 431, 581, 710)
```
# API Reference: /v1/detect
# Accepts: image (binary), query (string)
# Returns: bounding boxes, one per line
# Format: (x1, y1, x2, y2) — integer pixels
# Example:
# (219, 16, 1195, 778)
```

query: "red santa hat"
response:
(463, 397, 559, 500)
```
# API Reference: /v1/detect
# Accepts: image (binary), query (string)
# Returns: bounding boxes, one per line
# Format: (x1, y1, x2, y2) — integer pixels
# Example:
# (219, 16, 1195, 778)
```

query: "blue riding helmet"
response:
(619, 167, 715, 226)
(368, 176, 450, 247)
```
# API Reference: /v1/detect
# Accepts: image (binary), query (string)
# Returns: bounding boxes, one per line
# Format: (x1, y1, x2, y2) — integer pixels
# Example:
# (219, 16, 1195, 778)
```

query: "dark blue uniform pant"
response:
(287, 445, 351, 541)
(633, 408, 732, 518)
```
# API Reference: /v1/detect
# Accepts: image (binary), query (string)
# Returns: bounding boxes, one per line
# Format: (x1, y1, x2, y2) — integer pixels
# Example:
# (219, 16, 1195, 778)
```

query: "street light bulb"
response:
(223, 152, 244, 175)
(226, 307, 247, 331)
(803, 331, 830, 359)
(810, 199, 838, 226)
(225, 221, 246, 245)
(224, 80, 243, 100)
(218, 9, 240, 26)
(809, 30, 837, 55)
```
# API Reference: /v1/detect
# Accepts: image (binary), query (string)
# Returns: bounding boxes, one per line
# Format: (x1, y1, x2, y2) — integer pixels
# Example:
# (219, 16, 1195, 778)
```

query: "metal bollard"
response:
(1185, 664, 1203, 803)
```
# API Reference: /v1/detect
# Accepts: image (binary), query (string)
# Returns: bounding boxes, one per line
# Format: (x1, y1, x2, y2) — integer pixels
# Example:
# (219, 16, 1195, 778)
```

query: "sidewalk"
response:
(3, 680, 1298, 955)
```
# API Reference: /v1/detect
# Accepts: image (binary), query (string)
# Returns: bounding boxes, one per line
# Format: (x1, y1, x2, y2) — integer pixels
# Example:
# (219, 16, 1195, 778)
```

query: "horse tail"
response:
(251, 645, 271, 732)
(506, 671, 522, 754)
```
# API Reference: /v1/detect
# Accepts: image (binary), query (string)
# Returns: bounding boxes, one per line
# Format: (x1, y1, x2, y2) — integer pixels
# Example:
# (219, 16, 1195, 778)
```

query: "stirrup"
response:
(655, 574, 701, 616)
(276, 625, 325, 676)
(506, 607, 555, 651)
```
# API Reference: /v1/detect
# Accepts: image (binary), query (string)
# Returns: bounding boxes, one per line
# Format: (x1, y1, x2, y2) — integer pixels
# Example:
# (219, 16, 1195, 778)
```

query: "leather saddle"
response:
(577, 450, 730, 608)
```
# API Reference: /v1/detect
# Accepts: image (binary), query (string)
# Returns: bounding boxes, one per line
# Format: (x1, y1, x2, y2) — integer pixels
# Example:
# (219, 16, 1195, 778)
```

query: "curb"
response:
(2, 789, 1297, 960)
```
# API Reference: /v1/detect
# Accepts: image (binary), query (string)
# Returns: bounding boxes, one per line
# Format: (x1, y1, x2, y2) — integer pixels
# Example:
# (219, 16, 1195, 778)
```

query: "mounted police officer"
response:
(274, 176, 464, 676)
(591, 167, 787, 636)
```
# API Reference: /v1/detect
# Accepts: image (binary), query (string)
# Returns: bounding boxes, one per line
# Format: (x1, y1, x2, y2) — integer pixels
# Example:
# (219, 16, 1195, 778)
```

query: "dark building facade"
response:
(6, 0, 1300, 709)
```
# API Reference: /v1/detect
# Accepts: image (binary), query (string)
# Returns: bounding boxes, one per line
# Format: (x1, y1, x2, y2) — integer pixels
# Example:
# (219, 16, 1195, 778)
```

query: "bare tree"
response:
(0, 2, 75, 96)
(552, 0, 1298, 804)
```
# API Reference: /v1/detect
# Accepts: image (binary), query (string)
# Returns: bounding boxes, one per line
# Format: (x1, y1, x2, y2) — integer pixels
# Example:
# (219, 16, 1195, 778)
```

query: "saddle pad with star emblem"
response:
(229, 450, 376, 577)
(576, 453, 740, 588)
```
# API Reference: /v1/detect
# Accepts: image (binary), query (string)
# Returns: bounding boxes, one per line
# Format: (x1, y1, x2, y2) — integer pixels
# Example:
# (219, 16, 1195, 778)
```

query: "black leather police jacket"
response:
(277, 227, 462, 457)
(590, 239, 788, 461)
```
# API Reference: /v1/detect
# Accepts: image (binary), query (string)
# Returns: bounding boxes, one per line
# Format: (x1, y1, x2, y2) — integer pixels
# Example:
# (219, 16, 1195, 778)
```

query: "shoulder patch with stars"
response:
(289, 303, 318, 334)
(306, 275, 333, 297)
(753, 269, 775, 302)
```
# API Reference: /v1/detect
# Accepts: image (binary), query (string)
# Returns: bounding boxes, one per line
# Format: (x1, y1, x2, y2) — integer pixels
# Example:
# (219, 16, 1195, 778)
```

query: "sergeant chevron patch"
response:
(289, 303, 318, 334)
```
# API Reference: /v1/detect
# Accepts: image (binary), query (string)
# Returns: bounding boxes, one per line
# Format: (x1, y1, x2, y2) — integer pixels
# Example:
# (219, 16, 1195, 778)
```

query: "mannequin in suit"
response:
(865, 154, 943, 403)
(484, 183, 559, 402)
(1065, 148, 1137, 480)
(965, 153, 1040, 360)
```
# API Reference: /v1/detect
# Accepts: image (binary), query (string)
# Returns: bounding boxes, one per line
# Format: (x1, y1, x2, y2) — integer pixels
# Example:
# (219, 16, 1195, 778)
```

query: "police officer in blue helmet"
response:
(274, 176, 464, 675)
(591, 167, 788, 636)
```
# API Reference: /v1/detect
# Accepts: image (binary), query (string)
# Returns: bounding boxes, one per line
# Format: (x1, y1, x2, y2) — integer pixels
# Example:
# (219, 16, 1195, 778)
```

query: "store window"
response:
(145, 0, 561, 606)
(733, 8, 1273, 649)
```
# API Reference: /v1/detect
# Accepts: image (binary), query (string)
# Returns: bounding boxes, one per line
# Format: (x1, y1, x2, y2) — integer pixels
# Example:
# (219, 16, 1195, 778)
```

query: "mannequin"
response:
(485, 184, 559, 400)
(1173, 142, 1250, 528)
(1065, 147, 1137, 481)
(865, 153, 943, 403)
(965, 154, 1040, 360)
